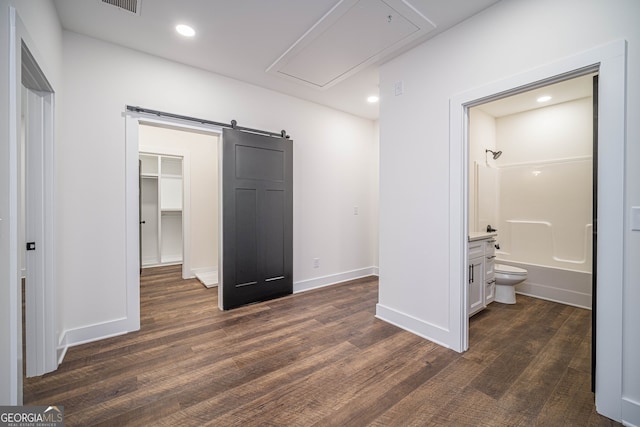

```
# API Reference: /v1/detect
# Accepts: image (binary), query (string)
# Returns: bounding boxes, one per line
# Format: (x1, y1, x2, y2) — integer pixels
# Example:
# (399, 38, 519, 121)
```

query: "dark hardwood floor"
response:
(24, 265, 619, 426)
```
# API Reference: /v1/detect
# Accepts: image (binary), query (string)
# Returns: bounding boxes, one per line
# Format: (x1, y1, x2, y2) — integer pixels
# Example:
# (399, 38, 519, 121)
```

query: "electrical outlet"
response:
(313, 258, 320, 268)
(353, 206, 359, 215)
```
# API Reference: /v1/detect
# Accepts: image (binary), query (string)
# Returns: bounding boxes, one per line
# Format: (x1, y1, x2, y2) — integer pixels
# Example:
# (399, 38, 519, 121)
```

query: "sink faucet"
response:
(486, 224, 497, 233)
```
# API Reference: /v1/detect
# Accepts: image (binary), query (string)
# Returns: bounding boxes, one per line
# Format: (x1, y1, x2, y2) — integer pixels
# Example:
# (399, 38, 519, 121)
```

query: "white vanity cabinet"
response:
(468, 233, 497, 316)
(468, 241, 485, 316)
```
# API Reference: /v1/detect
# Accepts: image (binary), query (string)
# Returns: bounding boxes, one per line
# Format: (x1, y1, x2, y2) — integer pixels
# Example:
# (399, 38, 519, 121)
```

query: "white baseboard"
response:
(622, 397, 640, 427)
(193, 266, 218, 288)
(57, 317, 138, 361)
(191, 266, 217, 275)
(56, 334, 68, 366)
(375, 303, 452, 350)
(293, 267, 377, 293)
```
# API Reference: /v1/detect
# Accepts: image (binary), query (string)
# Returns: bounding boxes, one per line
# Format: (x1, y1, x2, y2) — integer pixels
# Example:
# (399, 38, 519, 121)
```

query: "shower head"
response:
(486, 149, 502, 160)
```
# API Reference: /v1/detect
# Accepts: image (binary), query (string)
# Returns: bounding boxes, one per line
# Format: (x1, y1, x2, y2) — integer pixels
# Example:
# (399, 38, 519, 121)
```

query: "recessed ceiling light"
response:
(176, 24, 195, 37)
(537, 95, 552, 103)
(367, 95, 379, 103)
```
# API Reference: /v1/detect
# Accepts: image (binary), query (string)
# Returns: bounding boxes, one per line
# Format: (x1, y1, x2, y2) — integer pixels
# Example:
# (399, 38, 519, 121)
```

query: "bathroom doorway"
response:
(468, 74, 596, 307)
(466, 72, 598, 384)
(450, 40, 625, 419)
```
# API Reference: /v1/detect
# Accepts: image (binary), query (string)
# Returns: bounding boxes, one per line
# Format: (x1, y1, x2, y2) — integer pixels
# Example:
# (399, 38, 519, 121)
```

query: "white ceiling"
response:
(475, 73, 596, 118)
(53, 0, 502, 120)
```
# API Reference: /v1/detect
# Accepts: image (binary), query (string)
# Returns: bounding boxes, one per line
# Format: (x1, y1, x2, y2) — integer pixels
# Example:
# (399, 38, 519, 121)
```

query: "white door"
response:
(23, 86, 57, 377)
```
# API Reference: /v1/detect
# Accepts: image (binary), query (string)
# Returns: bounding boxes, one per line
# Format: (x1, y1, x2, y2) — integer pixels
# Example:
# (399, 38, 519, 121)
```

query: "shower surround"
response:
(502, 159, 591, 307)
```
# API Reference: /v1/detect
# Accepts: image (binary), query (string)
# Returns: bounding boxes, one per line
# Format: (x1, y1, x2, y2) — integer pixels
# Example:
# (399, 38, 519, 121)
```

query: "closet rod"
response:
(126, 105, 290, 139)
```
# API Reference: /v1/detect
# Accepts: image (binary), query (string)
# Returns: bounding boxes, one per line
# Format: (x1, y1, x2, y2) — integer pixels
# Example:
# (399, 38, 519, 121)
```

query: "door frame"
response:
(450, 40, 626, 420)
(1, 6, 57, 404)
(125, 113, 223, 331)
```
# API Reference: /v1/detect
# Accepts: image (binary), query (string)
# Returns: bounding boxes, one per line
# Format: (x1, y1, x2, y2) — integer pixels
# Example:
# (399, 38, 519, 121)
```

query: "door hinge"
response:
(26, 242, 36, 251)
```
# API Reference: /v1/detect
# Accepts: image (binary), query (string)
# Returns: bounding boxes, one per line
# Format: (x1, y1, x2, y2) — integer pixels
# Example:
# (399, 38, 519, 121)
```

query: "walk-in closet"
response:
(140, 153, 184, 266)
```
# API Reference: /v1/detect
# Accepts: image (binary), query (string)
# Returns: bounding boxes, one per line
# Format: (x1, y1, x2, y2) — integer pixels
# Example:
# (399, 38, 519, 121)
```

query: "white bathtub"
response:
(496, 259, 592, 309)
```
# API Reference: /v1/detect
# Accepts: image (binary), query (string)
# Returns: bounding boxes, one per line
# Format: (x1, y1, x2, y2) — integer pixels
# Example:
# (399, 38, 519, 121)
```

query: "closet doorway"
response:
(140, 153, 183, 267)
(138, 123, 220, 287)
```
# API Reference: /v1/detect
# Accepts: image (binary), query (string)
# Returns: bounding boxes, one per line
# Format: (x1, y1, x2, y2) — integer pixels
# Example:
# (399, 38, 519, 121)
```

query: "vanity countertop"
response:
(468, 231, 497, 242)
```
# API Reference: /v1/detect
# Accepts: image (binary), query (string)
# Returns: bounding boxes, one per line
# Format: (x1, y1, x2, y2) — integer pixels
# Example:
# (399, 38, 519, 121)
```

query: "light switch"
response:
(394, 81, 404, 96)
(632, 206, 640, 231)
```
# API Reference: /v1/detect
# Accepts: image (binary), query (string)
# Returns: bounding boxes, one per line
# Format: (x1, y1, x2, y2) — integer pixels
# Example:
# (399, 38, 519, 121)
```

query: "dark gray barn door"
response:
(222, 128, 293, 309)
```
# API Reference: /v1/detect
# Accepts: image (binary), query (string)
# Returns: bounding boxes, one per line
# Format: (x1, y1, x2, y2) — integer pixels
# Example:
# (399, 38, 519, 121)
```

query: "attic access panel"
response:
(267, 0, 436, 89)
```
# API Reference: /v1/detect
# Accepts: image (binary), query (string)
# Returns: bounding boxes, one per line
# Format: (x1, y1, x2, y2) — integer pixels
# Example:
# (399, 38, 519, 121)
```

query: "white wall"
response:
(139, 124, 219, 273)
(468, 108, 497, 232)
(496, 98, 593, 163)
(378, 0, 639, 423)
(58, 31, 378, 341)
(0, 0, 62, 405)
(9, 1, 62, 88)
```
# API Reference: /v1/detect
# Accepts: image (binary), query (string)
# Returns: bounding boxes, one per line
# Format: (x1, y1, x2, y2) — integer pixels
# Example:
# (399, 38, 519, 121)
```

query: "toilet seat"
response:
(495, 264, 527, 276)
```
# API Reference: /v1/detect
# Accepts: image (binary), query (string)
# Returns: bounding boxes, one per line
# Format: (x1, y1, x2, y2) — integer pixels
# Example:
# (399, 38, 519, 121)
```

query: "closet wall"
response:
(139, 124, 219, 278)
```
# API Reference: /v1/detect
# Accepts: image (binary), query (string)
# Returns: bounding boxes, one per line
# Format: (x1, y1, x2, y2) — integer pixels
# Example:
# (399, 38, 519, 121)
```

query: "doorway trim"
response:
(449, 40, 626, 421)
(2, 6, 57, 404)
(23, 84, 57, 378)
(125, 113, 223, 332)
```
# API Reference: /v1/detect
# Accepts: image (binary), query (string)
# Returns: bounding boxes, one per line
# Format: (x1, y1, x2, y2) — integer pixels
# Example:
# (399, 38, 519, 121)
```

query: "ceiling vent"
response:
(101, 0, 141, 15)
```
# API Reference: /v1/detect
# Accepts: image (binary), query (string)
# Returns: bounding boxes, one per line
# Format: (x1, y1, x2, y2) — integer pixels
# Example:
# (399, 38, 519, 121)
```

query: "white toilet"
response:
(494, 264, 528, 304)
